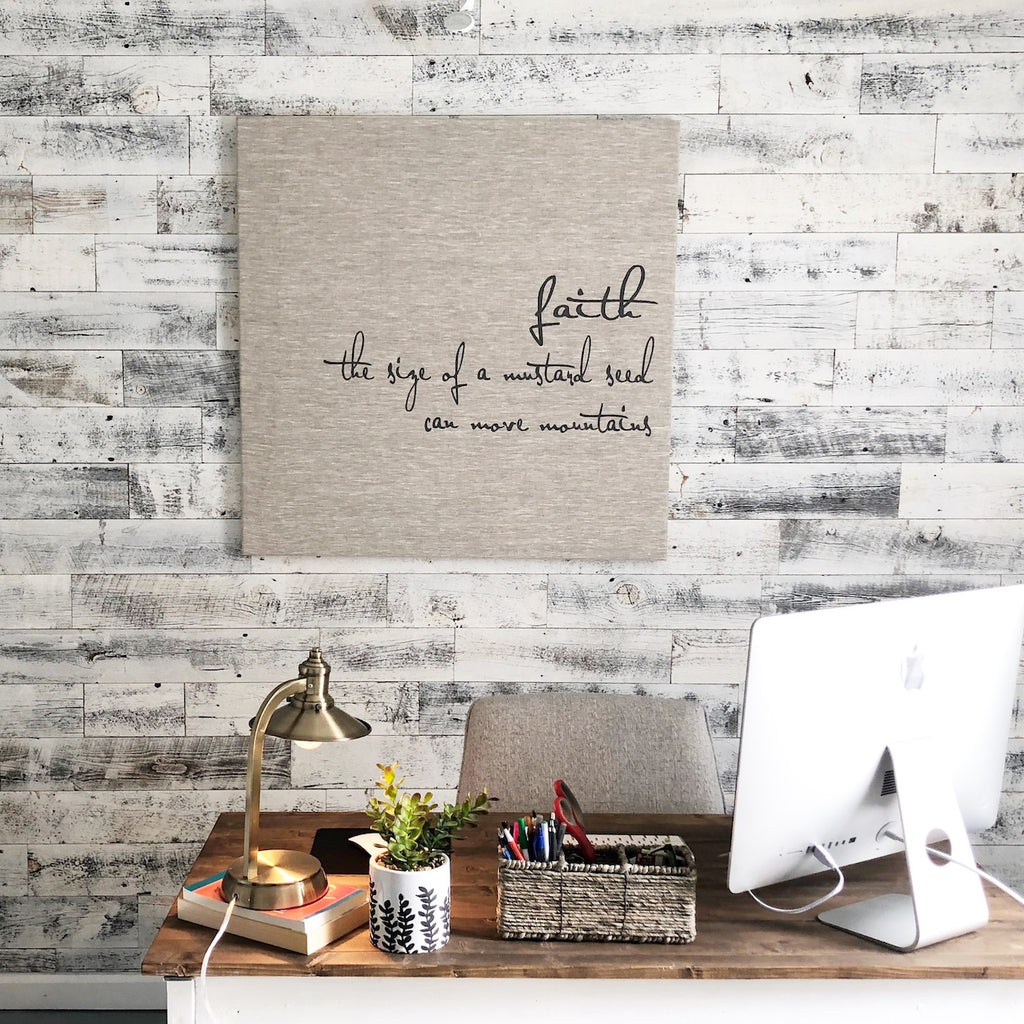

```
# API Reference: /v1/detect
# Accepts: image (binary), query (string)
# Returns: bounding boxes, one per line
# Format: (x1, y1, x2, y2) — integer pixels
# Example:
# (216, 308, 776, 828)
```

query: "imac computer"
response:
(728, 583, 1024, 951)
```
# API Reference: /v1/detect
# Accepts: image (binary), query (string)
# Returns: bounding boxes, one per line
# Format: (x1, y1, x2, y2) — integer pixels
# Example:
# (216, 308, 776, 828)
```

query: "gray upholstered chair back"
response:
(456, 692, 724, 815)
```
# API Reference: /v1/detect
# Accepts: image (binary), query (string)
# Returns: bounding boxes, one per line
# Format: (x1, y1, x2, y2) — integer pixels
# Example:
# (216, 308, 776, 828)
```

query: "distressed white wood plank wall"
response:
(0, 0, 1022, 975)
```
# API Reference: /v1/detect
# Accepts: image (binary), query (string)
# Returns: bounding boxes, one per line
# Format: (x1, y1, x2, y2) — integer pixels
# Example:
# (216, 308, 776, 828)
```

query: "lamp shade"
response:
(265, 697, 371, 743)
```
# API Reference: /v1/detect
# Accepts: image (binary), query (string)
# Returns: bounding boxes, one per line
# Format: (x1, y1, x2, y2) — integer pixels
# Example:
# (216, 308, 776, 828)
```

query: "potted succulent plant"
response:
(365, 761, 490, 954)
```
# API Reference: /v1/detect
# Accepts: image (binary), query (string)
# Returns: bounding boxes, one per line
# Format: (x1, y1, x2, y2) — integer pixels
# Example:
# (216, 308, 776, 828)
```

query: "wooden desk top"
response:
(143, 812, 1024, 980)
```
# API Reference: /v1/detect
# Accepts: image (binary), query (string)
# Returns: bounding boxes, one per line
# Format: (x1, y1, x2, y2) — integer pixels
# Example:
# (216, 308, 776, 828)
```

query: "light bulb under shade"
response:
(263, 701, 372, 744)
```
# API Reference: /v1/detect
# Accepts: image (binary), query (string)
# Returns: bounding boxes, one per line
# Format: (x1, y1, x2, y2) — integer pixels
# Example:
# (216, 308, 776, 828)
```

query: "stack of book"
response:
(177, 872, 369, 954)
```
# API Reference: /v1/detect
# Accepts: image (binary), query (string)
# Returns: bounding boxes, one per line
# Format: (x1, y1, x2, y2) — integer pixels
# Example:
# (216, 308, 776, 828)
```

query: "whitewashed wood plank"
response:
(95, 235, 237, 292)
(0, 627, 318, 684)
(779, 519, 1024, 576)
(124, 350, 237, 407)
(670, 407, 735, 464)
(0, 950, 54, 971)
(0, 0, 265, 55)
(481, 1, 1024, 54)
(315, 628, 455, 681)
(0, 291, 216, 350)
(856, 291, 994, 349)
(675, 291, 857, 349)
(28, 843, 201, 898)
(678, 233, 896, 290)
(387, 573, 546, 627)
(947, 407, 1024, 462)
(672, 629, 751, 685)
(268, 0, 480, 54)
(993, 292, 1024, 347)
(685, 173, 1024, 233)
(0, 408, 201, 462)
(294, 733, 463, 789)
(84, 682, 183, 737)
(936, 115, 1024, 172)
(0, 895, 136, 949)
(763, 573, 997, 615)
(0, 465, 128, 520)
(0, 353, 121, 407)
(128, 463, 238, 518)
(676, 114, 936, 174)
(898, 234, 1024, 291)
(71, 573, 388, 628)
(720, 55, 861, 114)
(834, 350, 1024, 406)
(0, 846, 27, 896)
(0, 576, 72, 628)
(413, 55, 718, 114)
(0, 735, 280, 791)
(0, 57, 209, 115)
(0, 683, 82, 737)
(0, 790, 323, 845)
(674, 350, 834, 406)
(900, 465, 1024, 518)
(188, 117, 238, 176)
(862, 55, 1024, 114)
(547, 574, 763, 628)
(0, 117, 189, 175)
(0, 235, 94, 291)
(32, 176, 156, 233)
(186, 679, 418, 736)
(973, 843, 1024, 890)
(217, 292, 239, 350)
(0, 520, 247, 574)
(670, 463, 901, 518)
(454, 627, 671, 684)
(0, 177, 31, 232)
(735, 407, 946, 462)
(157, 175, 236, 234)
(211, 56, 413, 114)
(714, 736, 739, 805)
(665, 520, 779, 574)
(202, 406, 239, 463)
(138, 895, 174, 946)
(57, 949, 145, 973)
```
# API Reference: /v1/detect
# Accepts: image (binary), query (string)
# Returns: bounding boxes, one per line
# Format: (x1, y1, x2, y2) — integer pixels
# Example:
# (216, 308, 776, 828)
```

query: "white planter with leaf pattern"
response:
(368, 852, 451, 954)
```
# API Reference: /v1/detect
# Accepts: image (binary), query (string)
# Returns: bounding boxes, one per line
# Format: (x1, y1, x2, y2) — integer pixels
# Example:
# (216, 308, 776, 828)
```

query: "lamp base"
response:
(222, 850, 329, 911)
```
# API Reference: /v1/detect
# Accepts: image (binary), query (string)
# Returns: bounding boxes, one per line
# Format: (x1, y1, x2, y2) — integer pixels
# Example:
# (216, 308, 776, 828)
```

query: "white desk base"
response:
(167, 976, 1024, 1024)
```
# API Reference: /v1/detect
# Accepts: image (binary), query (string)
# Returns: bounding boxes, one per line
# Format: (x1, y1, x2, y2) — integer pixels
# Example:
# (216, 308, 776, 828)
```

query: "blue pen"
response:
(536, 818, 549, 862)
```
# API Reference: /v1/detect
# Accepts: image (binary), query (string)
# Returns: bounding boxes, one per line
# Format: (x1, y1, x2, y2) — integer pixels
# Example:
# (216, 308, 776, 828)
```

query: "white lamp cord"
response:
(198, 894, 238, 1024)
(748, 844, 846, 914)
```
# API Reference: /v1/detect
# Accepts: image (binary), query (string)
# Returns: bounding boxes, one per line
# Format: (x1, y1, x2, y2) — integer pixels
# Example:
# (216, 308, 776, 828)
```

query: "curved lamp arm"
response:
(242, 676, 307, 882)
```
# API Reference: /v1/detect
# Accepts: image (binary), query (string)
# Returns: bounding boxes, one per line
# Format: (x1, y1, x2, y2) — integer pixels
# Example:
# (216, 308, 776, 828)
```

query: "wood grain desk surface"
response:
(143, 812, 1024, 980)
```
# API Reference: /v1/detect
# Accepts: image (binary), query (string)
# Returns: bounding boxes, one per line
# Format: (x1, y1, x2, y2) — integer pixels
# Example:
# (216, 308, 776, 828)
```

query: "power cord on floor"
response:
(198, 894, 237, 1024)
(748, 844, 846, 914)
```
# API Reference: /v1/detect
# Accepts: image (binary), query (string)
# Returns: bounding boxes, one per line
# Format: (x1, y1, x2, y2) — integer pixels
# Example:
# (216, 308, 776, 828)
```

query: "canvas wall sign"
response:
(238, 116, 678, 558)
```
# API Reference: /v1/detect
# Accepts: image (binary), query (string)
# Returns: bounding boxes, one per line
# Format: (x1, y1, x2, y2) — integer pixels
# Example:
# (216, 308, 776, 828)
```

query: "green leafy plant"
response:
(367, 761, 491, 872)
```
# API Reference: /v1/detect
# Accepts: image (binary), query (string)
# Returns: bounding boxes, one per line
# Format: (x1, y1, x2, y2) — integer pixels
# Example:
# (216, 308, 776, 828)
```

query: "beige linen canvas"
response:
(238, 116, 678, 558)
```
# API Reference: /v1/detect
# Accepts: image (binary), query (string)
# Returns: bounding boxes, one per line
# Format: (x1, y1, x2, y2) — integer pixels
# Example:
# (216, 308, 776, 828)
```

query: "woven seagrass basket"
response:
(497, 840, 696, 943)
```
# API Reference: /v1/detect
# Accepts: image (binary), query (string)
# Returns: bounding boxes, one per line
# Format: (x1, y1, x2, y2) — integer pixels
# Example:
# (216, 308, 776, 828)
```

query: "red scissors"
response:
(554, 779, 597, 862)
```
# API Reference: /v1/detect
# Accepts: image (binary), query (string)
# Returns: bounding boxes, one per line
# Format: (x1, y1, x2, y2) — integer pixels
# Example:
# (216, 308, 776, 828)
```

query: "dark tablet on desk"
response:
(309, 828, 374, 875)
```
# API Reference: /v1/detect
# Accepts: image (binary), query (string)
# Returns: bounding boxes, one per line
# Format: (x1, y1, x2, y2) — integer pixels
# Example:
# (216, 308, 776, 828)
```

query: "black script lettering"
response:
(505, 337, 592, 387)
(530, 274, 558, 347)
(387, 357, 430, 413)
(605, 336, 655, 386)
(323, 329, 374, 380)
(477, 367, 491, 380)
(529, 265, 657, 347)
(539, 404, 652, 438)
(442, 341, 467, 405)
(471, 419, 529, 432)
(424, 416, 458, 432)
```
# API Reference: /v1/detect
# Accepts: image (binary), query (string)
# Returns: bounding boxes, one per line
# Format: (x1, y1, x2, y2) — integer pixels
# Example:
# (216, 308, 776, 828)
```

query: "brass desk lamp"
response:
(222, 647, 371, 911)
